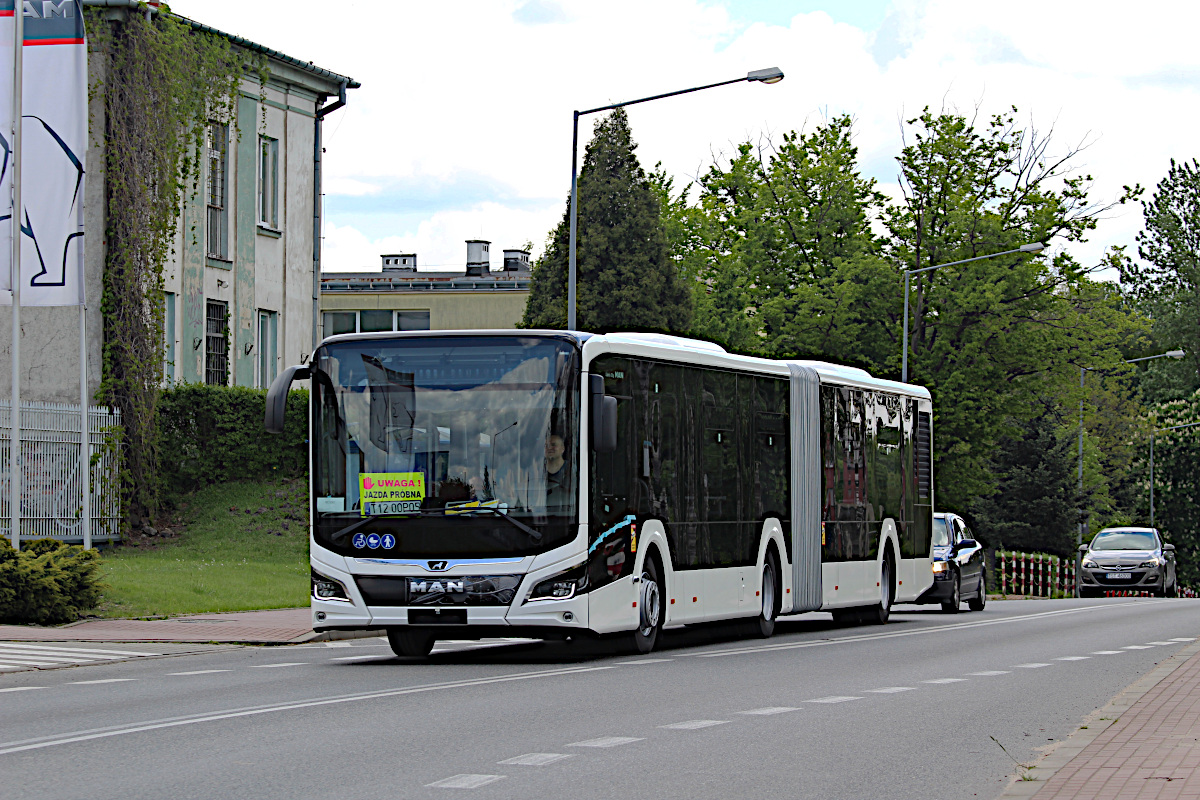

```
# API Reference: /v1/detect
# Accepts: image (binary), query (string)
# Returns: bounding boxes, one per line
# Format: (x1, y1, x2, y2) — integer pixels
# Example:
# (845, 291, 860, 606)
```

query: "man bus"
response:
(266, 330, 934, 658)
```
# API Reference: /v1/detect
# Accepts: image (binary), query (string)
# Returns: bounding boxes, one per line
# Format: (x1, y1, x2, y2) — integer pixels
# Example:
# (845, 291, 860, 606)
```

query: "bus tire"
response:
(387, 628, 436, 658)
(629, 556, 663, 654)
(863, 552, 894, 625)
(755, 548, 781, 638)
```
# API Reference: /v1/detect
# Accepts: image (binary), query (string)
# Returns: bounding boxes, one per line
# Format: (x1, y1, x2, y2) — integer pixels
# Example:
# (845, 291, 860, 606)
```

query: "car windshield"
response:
(932, 517, 951, 547)
(310, 335, 581, 556)
(1090, 530, 1157, 551)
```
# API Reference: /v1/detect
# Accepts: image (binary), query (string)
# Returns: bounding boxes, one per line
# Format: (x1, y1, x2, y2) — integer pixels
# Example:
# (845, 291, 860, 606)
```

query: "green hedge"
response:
(157, 384, 308, 496)
(0, 537, 104, 624)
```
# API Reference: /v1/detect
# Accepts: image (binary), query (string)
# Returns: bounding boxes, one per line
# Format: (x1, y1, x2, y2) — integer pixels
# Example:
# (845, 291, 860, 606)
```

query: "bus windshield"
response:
(311, 335, 581, 557)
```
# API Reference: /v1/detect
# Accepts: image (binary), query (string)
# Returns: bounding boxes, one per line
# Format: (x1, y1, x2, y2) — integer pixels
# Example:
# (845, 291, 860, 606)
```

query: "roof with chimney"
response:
(321, 242, 532, 293)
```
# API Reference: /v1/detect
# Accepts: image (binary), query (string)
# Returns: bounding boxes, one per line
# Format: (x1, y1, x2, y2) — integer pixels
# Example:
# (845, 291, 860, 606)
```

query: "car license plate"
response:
(1108, 572, 1132, 580)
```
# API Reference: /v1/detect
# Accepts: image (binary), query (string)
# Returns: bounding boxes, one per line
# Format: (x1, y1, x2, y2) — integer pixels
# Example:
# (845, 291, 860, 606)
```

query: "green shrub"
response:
(157, 384, 308, 496)
(0, 537, 105, 624)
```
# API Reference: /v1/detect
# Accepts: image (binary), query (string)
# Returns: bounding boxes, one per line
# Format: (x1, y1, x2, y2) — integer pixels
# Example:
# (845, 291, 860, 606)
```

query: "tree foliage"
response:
(522, 108, 692, 332)
(1144, 392, 1200, 588)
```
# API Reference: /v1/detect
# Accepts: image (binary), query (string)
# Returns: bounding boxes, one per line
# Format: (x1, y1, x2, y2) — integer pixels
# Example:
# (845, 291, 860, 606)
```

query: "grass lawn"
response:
(97, 478, 310, 618)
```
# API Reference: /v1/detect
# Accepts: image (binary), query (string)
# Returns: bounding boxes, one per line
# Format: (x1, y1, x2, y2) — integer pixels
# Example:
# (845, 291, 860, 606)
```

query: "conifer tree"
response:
(522, 109, 692, 332)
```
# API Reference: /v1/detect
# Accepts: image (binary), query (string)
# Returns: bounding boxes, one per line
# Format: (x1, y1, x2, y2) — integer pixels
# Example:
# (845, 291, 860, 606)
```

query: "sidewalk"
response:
(0, 608, 368, 644)
(1002, 638, 1200, 800)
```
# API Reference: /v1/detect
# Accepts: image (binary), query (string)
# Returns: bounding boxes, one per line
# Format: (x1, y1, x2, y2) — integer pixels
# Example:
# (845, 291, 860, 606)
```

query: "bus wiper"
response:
(449, 506, 543, 543)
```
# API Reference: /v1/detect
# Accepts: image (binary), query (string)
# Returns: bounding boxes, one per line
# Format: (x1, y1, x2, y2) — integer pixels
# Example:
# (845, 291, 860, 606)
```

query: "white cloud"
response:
(172, 0, 1200, 281)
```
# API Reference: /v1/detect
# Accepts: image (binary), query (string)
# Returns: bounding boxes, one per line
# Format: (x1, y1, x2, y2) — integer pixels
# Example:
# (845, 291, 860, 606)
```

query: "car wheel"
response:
(941, 570, 961, 614)
(629, 557, 663, 654)
(968, 570, 987, 611)
(387, 628, 436, 658)
(1079, 586, 1097, 598)
(755, 550, 780, 638)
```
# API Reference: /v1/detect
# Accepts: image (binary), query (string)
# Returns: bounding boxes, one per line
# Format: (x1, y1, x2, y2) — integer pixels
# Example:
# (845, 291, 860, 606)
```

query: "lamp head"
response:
(1167, 349, 1186, 359)
(1019, 242, 1046, 253)
(747, 67, 784, 84)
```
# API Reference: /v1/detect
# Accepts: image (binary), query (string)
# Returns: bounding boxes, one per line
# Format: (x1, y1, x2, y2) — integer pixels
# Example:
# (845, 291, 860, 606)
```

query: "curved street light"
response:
(566, 68, 784, 331)
(900, 242, 1045, 384)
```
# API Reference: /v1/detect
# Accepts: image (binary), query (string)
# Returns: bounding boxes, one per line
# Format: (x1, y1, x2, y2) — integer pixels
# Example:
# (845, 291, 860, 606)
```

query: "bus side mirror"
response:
(590, 373, 616, 453)
(265, 364, 311, 434)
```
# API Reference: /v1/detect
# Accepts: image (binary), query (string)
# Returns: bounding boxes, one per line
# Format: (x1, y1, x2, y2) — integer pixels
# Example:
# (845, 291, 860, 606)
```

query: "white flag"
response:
(0, 0, 86, 306)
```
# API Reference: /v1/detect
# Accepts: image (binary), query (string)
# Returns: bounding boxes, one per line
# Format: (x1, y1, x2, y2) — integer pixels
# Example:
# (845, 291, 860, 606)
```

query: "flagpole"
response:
(9, 0, 22, 551)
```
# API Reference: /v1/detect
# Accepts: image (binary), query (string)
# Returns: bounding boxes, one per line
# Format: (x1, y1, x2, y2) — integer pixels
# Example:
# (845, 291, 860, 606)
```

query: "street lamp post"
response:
(1150, 419, 1200, 528)
(566, 67, 784, 331)
(900, 242, 1045, 384)
(1078, 349, 1185, 544)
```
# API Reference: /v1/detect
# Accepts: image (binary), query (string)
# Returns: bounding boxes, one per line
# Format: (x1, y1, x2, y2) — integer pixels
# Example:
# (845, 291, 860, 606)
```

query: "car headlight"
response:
(1140, 559, 1162, 568)
(311, 569, 350, 602)
(932, 561, 947, 573)
(527, 562, 589, 602)
(1082, 559, 1098, 569)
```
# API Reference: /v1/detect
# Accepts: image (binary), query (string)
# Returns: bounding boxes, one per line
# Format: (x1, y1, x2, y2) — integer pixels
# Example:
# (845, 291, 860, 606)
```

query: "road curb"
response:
(996, 636, 1200, 799)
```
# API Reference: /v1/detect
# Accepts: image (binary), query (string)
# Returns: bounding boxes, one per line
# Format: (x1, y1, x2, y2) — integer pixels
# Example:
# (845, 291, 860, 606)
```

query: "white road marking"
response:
(738, 707, 799, 715)
(249, 663, 308, 668)
(1170, 637, 1196, 642)
(865, 687, 915, 693)
(807, 696, 862, 704)
(0, 686, 44, 693)
(0, 644, 160, 657)
(498, 753, 573, 766)
(1122, 645, 1154, 650)
(620, 658, 672, 665)
(659, 720, 728, 730)
(687, 602, 1167, 659)
(1146, 641, 1175, 646)
(1092, 651, 1124, 655)
(568, 736, 643, 748)
(0, 664, 615, 756)
(1055, 656, 1091, 661)
(69, 679, 136, 685)
(167, 670, 231, 676)
(426, 774, 505, 789)
(0, 656, 89, 666)
(922, 678, 967, 684)
(968, 671, 1010, 676)
(323, 642, 353, 648)
(1013, 663, 1051, 668)
(330, 655, 381, 662)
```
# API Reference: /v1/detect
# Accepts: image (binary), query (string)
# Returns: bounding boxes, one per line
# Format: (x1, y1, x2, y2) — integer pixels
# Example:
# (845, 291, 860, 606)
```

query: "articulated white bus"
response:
(265, 330, 934, 657)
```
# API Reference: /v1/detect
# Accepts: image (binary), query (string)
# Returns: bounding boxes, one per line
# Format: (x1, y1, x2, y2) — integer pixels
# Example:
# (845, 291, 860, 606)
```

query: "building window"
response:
(258, 135, 279, 229)
(163, 292, 176, 383)
(205, 300, 229, 386)
(323, 312, 356, 337)
(398, 310, 430, 331)
(257, 309, 278, 388)
(206, 122, 229, 259)
(359, 310, 392, 332)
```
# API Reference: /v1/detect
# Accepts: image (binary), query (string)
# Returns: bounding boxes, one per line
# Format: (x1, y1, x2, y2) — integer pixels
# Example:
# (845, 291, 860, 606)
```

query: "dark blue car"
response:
(914, 512, 986, 613)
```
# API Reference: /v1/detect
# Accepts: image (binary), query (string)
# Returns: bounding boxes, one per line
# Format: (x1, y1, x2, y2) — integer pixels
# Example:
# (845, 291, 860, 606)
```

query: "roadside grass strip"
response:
(427, 775, 505, 789)
(659, 720, 728, 730)
(567, 736, 643, 748)
(498, 753, 573, 766)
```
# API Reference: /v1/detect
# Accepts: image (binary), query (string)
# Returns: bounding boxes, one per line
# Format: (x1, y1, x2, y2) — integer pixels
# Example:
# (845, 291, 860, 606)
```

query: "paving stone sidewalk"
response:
(1002, 638, 1200, 799)
(0, 608, 326, 644)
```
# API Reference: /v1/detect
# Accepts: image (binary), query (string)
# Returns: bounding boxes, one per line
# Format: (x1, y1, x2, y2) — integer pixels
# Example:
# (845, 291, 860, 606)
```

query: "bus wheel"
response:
(755, 550, 780, 638)
(863, 555, 893, 625)
(630, 558, 663, 654)
(387, 628, 436, 658)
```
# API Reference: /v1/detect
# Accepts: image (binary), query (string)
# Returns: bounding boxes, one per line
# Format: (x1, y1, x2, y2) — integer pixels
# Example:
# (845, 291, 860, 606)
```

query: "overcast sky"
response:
(172, 0, 1200, 278)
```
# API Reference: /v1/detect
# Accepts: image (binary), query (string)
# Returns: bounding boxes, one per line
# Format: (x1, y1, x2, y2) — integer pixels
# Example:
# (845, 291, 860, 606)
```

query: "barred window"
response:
(205, 300, 229, 386)
(207, 122, 229, 258)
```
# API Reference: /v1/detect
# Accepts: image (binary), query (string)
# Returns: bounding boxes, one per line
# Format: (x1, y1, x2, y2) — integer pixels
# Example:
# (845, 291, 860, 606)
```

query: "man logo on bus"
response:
(428, 560, 448, 571)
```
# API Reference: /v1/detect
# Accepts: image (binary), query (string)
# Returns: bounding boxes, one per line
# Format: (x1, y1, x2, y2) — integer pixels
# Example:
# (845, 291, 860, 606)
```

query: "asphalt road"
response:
(1, 597, 1196, 800)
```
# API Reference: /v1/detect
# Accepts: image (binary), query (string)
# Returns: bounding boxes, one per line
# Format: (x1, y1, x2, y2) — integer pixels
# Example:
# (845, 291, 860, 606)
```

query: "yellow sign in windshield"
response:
(360, 473, 425, 516)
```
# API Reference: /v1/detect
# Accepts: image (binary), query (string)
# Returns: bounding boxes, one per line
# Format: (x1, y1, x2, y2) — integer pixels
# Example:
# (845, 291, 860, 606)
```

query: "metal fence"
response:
(996, 549, 1198, 598)
(0, 400, 122, 545)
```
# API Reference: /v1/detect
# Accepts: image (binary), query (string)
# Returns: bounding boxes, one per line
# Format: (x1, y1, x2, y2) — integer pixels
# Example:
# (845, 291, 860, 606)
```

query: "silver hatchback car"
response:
(1077, 527, 1177, 597)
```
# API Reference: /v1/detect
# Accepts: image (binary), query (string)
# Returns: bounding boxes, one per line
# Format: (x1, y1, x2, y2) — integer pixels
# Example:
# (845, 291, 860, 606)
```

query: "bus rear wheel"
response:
(629, 557, 663, 654)
(387, 628, 436, 658)
(755, 550, 780, 638)
(861, 555, 893, 625)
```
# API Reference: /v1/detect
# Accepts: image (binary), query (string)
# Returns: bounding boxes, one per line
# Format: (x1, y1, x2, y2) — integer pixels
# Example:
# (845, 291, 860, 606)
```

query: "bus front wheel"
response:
(387, 628, 436, 658)
(755, 549, 780, 638)
(629, 557, 663, 654)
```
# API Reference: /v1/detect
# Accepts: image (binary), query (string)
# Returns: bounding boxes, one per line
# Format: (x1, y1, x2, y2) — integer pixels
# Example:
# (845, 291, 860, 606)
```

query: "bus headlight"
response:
(932, 561, 947, 573)
(312, 569, 350, 602)
(527, 563, 589, 602)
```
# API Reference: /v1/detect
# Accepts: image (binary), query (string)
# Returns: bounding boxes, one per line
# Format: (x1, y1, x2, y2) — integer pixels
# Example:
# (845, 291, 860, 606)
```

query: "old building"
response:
(320, 242, 533, 335)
